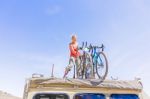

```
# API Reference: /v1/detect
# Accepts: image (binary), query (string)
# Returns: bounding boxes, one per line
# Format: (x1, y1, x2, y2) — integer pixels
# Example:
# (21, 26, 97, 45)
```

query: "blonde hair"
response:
(70, 34, 77, 44)
(71, 34, 77, 40)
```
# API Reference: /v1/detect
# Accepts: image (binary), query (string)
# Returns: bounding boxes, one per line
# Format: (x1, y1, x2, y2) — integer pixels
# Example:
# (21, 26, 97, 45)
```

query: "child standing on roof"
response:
(63, 35, 81, 78)
(69, 35, 80, 58)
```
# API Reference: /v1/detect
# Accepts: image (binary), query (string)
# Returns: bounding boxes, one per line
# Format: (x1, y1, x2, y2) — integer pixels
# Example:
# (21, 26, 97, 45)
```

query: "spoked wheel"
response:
(77, 54, 85, 79)
(96, 52, 108, 79)
(85, 53, 93, 79)
(90, 52, 108, 85)
(77, 53, 93, 79)
(76, 56, 83, 79)
(81, 55, 86, 79)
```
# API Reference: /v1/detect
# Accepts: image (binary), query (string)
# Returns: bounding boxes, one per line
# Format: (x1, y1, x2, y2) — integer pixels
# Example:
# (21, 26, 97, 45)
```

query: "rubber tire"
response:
(96, 52, 108, 81)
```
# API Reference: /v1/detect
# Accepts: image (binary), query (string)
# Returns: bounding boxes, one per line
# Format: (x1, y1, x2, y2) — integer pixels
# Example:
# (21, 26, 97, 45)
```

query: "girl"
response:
(63, 35, 81, 78)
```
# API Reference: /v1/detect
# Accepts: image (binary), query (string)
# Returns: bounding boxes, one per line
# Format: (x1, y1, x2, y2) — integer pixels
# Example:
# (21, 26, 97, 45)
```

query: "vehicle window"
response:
(74, 93, 105, 99)
(33, 93, 69, 99)
(110, 94, 139, 99)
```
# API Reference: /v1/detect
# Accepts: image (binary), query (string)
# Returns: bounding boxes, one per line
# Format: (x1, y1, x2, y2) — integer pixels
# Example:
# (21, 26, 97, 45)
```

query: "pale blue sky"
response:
(0, 0, 150, 97)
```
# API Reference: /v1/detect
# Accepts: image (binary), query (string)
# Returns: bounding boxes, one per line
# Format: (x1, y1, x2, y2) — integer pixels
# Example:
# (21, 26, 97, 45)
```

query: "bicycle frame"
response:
(78, 42, 93, 79)
(92, 47, 103, 66)
(81, 47, 92, 78)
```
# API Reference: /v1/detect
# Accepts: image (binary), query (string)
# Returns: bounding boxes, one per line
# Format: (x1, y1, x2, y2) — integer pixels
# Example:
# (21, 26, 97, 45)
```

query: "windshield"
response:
(74, 93, 105, 99)
(110, 94, 139, 99)
(33, 93, 69, 99)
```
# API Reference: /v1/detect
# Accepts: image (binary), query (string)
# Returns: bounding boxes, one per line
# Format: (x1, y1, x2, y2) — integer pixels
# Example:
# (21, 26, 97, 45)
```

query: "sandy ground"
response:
(0, 91, 21, 99)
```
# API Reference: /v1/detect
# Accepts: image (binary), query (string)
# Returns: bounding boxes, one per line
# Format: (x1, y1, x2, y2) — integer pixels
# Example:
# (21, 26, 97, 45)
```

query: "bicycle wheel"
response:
(85, 53, 93, 79)
(96, 52, 108, 81)
(89, 52, 108, 86)
(76, 56, 83, 78)
(78, 53, 93, 79)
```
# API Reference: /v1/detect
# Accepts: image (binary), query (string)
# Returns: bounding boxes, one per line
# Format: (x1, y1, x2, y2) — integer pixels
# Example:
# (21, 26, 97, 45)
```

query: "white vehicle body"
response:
(23, 77, 149, 99)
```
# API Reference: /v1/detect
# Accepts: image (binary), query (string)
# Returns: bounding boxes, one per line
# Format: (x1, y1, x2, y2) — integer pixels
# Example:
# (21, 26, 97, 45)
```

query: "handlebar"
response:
(92, 44, 104, 51)
(78, 42, 105, 51)
(78, 42, 92, 50)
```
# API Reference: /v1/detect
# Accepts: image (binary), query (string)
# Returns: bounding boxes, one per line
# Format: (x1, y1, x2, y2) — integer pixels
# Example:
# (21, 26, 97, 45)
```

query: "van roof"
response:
(26, 77, 143, 91)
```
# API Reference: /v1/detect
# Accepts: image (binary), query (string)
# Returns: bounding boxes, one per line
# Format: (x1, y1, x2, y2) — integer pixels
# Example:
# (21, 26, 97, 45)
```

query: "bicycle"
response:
(63, 42, 108, 85)
(77, 42, 93, 79)
(89, 44, 108, 85)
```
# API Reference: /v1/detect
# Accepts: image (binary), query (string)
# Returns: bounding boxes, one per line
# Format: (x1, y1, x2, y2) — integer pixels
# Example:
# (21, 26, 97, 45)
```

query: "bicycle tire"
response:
(76, 56, 83, 78)
(79, 53, 93, 79)
(89, 52, 108, 86)
(96, 52, 108, 81)
(85, 53, 93, 79)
